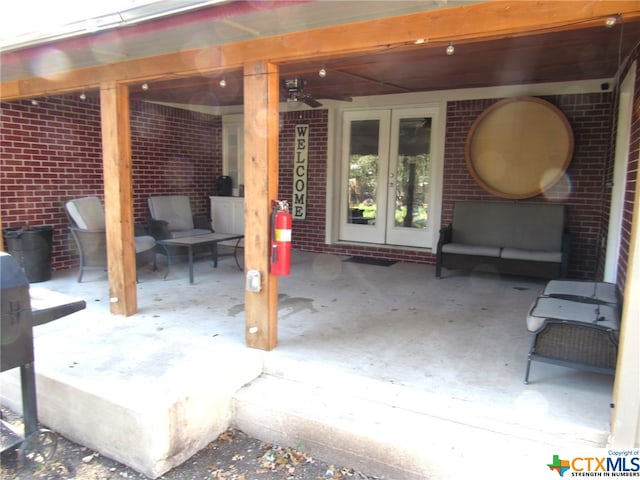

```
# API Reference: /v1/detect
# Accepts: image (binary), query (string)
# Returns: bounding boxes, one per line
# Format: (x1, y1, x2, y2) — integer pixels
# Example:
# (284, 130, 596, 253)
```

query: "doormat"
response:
(343, 256, 397, 266)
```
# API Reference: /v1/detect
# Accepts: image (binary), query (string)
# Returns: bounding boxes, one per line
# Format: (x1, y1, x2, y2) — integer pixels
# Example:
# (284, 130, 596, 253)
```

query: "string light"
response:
(605, 14, 621, 28)
(446, 41, 455, 56)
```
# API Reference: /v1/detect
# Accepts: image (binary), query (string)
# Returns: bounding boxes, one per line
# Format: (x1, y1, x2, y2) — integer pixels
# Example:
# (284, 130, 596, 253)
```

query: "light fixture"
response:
(446, 41, 455, 56)
(318, 66, 327, 78)
(414, 38, 426, 45)
(79, 92, 87, 100)
(219, 77, 227, 88)
(141, 83, 149, 91)
(30, 99, 39, 106)
(605, 13, 621, 28)
(286, 97, 303, 110)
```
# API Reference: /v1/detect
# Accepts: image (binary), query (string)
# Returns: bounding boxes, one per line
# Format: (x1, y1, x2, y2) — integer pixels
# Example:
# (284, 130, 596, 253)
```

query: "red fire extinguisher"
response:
(270, 200, 292, 276)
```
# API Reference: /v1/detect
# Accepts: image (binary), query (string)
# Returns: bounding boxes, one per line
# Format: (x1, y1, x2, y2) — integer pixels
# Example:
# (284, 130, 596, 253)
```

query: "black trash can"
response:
(3, 226, 54, 283)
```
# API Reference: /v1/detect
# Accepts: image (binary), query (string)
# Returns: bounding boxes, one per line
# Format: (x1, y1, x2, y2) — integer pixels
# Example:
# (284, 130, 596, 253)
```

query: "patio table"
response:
(157, 232, 244, 284)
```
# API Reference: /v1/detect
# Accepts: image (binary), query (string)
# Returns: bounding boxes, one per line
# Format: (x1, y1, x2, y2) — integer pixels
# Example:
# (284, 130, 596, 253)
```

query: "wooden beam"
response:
(243, 60, 279, 351)
(100, 82, 138, 316)
(224, 0, 640, 64)
(2, 1, 639, 100)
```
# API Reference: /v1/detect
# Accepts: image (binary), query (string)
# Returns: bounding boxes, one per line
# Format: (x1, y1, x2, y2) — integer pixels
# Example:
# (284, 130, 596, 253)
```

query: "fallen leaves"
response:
(0, 409, 380, 480)
(258, 444, 313, 473)
(324, 465, 374, 479)
(217, 430, 237, 443)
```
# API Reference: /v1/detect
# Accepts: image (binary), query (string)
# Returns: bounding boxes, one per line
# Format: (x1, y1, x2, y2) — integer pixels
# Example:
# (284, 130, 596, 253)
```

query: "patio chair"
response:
(523, 292, 620, 384)
(147, 195, 212, 240)
(64, 197, 157, 282)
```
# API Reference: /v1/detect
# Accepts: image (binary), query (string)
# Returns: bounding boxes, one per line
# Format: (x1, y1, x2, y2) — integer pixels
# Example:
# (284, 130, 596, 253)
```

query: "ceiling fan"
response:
(282, 78, 352, 108)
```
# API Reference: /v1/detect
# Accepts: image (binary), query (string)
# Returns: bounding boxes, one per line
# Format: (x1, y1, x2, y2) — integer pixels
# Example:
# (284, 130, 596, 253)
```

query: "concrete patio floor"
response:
(0, 250, 615, 479)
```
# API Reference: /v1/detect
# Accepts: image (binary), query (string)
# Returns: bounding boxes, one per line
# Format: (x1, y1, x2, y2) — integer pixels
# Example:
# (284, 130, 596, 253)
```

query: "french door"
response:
(340, 107, 438, 248)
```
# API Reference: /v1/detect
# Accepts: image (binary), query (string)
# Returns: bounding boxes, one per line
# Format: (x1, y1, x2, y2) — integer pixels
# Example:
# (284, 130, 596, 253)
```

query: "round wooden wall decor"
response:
(464, 97, 574, 199)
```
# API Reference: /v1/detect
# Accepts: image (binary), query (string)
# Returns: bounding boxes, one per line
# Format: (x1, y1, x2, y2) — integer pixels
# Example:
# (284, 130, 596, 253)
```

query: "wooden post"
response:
(243, 61, 279, 350)
(610, 149, 640, 446)
(100, 82, 138, 316)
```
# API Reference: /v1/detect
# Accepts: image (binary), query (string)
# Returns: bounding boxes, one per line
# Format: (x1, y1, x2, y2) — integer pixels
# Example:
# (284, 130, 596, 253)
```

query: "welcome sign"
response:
(292, 124, 309, 219)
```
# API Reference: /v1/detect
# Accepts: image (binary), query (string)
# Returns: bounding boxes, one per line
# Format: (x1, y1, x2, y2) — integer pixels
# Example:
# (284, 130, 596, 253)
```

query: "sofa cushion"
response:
(148, 196, 195, 232)
(501, 248, 562, 263)
(451, 201, 566, 250)
(542, 280, 619, 305)
(169, 229, 212, 239)
(134, 235, 156, 253)
(526, 297, 619, 332)
(508, 203, 566, 251)
(450, 202, 507, 247)
(441, 243, 501, 257)
(66, 197, 106, 230)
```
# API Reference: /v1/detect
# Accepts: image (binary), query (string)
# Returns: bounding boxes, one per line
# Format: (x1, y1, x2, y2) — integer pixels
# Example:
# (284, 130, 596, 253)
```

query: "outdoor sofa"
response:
(435, 201, 570, 279)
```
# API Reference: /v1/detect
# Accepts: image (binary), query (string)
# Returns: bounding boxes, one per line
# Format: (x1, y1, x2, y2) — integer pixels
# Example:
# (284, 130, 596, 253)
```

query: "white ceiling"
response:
(0, 1, 477, 81)
(0, 0, 228, 51)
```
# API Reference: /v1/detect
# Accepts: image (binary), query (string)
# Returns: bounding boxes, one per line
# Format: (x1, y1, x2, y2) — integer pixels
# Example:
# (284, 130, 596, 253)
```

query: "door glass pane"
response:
(347, 120, 379, 225)
(394, 117, 431, 229)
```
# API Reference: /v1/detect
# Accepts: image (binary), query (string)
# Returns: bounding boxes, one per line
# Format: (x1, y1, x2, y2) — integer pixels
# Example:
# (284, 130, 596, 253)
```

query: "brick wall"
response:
(1, 97, 104, 269)
(130, 100, 221, 220)
(443, 94, 613, 280)
(1, 90, 627, 280)
(279, 110, 328, 252)
(279, 94, 615, 278)
(0, 97, 220, 271)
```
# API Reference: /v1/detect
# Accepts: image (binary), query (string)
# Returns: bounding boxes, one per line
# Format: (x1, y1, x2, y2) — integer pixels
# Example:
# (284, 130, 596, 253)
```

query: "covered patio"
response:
(1, 251, 615, 478)
(1, 1, 639, 477)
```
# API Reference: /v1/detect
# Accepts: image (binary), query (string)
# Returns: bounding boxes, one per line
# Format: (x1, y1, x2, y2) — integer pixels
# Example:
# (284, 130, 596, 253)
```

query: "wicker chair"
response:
(146, 195, 213, 261)
(524, 285, 620, 384)
(64, 197, 156, 282)
(147, 195, 211, 240)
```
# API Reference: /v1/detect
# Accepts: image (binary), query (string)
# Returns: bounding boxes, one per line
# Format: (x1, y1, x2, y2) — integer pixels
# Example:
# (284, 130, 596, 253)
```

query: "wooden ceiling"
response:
(130, 22, 640, 108)
(131, 10, 640, 109)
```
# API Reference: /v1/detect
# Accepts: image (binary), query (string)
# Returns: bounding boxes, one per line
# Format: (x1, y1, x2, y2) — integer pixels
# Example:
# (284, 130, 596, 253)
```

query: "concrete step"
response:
(1, 313, 264, 479)
(232, 357, 609, 480)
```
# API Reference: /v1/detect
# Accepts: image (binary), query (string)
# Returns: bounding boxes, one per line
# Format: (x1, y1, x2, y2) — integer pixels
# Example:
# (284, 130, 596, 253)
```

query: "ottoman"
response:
(524, 295, 620, 384)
